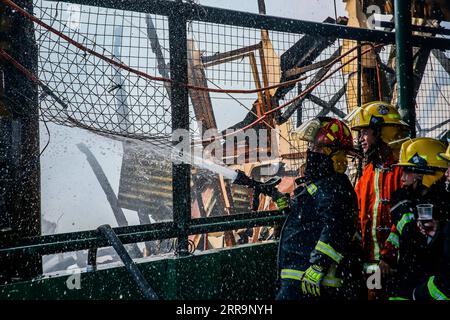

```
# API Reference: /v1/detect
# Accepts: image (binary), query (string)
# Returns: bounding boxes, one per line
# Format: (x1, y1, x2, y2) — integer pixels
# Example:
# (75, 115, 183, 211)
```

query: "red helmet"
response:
(295, 117, 359, 157)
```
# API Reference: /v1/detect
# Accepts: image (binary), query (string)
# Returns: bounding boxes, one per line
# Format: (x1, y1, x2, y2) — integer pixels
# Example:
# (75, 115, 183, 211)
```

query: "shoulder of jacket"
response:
(307, 174, 352, 197)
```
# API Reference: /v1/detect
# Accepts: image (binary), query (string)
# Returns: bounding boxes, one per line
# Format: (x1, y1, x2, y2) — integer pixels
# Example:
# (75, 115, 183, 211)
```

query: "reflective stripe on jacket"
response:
(280, 264, 343, 288)
(355, 163, 403, 262)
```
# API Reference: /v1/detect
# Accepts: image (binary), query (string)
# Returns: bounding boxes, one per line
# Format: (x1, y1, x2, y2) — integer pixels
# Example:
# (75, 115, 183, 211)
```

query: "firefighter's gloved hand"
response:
(275, 196, 289, 211)
(301, 265, 324, 297)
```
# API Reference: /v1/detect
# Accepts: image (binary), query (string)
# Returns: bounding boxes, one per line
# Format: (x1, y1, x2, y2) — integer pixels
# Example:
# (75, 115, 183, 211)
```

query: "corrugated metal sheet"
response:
(118, 142, 172, 220)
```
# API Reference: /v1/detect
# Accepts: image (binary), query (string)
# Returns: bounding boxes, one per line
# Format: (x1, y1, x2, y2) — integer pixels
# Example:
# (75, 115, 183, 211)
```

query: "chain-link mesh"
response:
(2, 0, 448, 254)
(35, 0, 175, 140)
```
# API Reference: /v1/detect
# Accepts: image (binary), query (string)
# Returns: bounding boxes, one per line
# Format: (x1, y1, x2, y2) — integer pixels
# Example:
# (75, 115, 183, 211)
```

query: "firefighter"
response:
(379, 138, 449, 299)
(275, 117, 359, 300)
(411, 141, 450, 300)
(350, 101, 409, 300)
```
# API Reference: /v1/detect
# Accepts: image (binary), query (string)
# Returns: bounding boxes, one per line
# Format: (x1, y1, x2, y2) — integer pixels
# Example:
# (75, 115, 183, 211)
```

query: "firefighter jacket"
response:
(355, 160, 403, 263)
(278, 151, 358, 289)
(381, 185, 425, 266)
(385, 180, 450, 299)
(413, 220, 450, 301)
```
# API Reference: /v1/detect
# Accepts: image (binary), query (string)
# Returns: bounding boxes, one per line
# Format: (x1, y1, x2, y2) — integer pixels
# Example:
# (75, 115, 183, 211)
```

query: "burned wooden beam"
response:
(145, 14, 171, 97)
(277, 48, 341, 124)
(315, 85, 347, 118)
(421, 118, 450, 133)
(284, 56, 337, 79)
(77, 143, 128, 227)
(201, 43, 262, 65)
(187, 39, 217, 131)
(274, 17, 347, 102)
(203, 52, 250, 69)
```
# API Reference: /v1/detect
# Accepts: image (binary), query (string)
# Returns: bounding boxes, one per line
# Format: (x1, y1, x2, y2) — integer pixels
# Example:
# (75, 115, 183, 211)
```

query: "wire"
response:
(188, 16, 298, 151)
(39, 119, 51, 157)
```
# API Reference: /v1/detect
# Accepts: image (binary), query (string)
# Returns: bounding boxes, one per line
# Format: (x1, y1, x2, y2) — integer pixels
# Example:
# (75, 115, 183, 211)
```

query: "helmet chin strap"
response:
(445, 180, 450, 192)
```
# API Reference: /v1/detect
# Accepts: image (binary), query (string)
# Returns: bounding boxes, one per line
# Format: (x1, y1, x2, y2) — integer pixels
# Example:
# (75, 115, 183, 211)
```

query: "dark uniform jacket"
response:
(387, 180, 450, 299)
(413, 220, 450, 300)
(278, 152, 358, 283)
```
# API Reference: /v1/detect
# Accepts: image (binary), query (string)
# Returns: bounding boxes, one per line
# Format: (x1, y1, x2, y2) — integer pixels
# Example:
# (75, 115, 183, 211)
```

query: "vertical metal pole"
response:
(296, 82, 303, 127)
(356, 42, 363, 179)
(169, 7, 190, 256)
(357, 42, 362, 107)
(394, 0, 415, 137)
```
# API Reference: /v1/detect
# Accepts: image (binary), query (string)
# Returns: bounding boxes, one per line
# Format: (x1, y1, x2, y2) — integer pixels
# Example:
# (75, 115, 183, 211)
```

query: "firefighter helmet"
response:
(396, 138, 447, 187)
(350, 101, 409, 144)
(294, 117, 359, 157)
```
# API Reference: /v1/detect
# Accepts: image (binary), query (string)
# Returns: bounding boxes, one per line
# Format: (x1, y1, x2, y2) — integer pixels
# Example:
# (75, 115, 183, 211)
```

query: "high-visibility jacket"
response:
(355, 162, 403, 262)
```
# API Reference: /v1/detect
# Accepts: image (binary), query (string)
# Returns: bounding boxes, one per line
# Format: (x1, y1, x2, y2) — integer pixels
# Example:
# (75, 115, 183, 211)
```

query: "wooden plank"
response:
(145, 14, 171, 96)
(203, 52, 249, 69)
(284, 56, 336, 79)
(219, 175, 231, 209)
(201, 43, 262, 64)
(248, 52, 265, 117)
(187, 38, 217, 130)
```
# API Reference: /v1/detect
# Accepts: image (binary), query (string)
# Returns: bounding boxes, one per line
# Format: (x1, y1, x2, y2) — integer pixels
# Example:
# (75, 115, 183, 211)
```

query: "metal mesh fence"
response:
(34, 1, 177, 140)
(2, 0, 448, 253)
(24, 1, 449, 155)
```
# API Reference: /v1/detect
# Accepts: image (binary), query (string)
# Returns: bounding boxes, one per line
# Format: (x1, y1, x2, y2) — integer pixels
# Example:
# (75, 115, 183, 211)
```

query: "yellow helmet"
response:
(351, 101, 409, 130)
(439, 145, 450, 163)
(397, 138, 447, 188)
